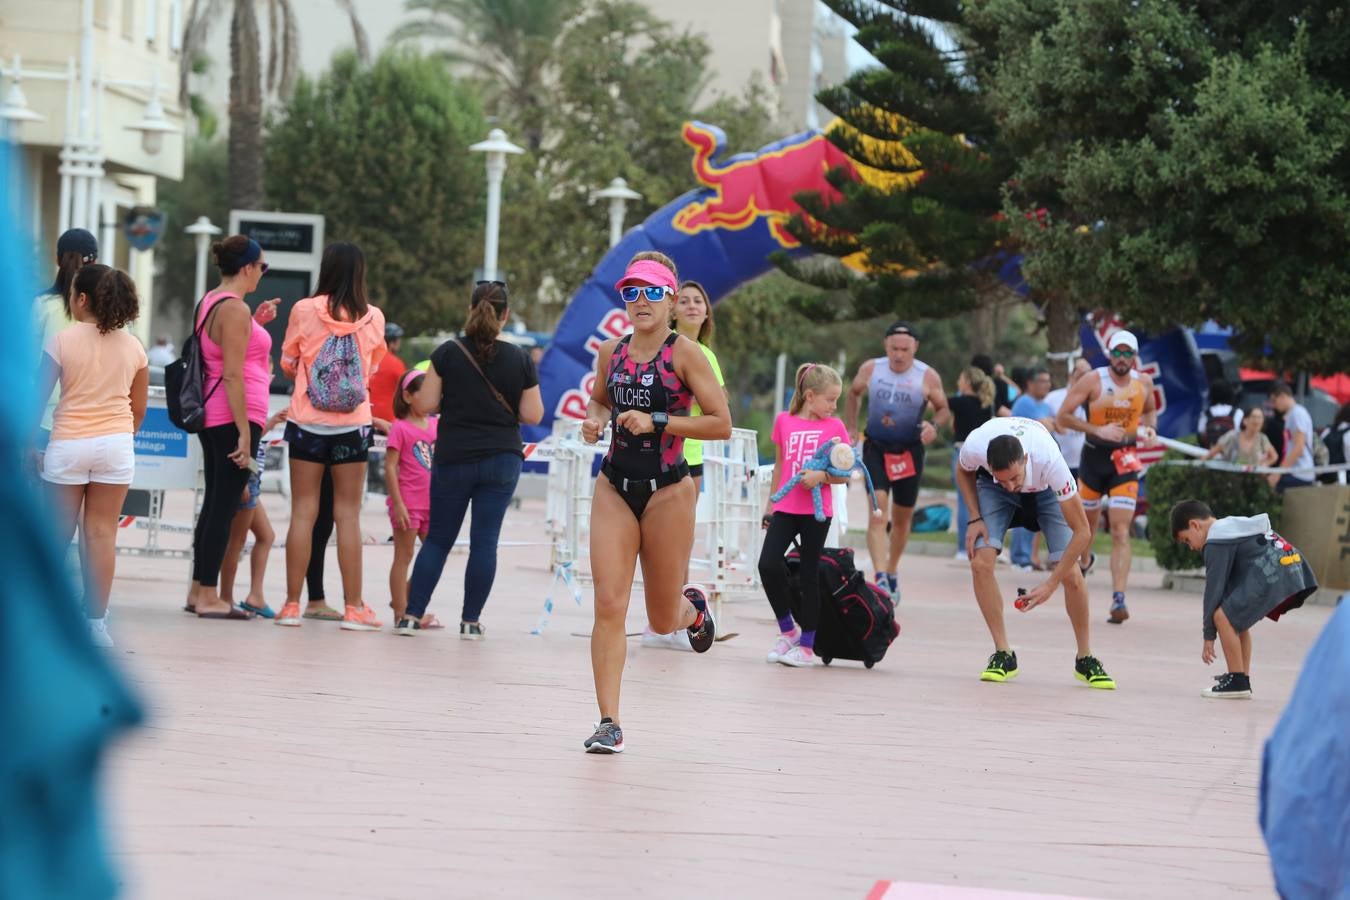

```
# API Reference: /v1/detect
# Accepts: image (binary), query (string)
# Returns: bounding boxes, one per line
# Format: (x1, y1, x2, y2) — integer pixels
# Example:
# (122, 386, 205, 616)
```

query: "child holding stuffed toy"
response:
(759, 363, 851, 667)
(1170, 499, 1318, 698)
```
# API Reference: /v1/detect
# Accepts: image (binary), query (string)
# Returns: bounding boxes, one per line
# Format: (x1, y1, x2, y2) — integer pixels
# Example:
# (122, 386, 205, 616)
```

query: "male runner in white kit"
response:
(845, 322, 949, 601)
(956, 416, 1116, 688)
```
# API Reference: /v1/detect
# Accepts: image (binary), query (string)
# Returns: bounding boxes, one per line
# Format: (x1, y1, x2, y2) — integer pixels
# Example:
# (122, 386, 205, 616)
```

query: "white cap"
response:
(1108, 330, 1139, 353)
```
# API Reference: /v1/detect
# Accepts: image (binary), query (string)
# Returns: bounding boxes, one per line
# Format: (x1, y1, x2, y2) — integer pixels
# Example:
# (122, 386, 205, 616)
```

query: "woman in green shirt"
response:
(641, 279, 726, 650)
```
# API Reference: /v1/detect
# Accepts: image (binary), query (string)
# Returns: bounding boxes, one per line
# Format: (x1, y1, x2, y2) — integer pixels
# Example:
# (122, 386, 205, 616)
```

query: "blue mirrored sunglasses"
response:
(620, 285, 671, 303)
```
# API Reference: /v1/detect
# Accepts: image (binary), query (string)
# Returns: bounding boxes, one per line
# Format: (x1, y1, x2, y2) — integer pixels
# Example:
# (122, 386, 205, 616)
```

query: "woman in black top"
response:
(948, 365, 995, 559)
(395, 281, 544, 637)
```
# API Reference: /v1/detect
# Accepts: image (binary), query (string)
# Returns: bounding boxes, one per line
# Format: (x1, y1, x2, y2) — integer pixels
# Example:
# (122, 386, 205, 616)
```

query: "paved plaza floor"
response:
(100, 490, 1324, 899)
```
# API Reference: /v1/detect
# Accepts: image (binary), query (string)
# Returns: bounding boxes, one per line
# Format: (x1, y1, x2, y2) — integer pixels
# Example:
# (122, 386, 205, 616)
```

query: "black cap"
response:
(57, 228, 98, 262)
(385, 322, 404, 341)
(886, 321, 916, 340)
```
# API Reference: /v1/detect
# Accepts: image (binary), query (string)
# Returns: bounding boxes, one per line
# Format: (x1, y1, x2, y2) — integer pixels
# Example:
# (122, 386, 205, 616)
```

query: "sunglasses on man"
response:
(619, 285, 672, 303)
(1110, 347, 1136, 359)
(476, 279, 507, 288)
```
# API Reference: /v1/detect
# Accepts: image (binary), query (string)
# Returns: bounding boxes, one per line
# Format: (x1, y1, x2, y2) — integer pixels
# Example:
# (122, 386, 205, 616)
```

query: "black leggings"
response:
(193, 422, 263, 588)
(306, 468, 334, 601)
(758, 512, 832, 632)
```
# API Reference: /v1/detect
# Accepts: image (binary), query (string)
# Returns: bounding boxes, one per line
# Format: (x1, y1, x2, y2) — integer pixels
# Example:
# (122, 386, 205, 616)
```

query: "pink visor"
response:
(614, 259, 677, 293)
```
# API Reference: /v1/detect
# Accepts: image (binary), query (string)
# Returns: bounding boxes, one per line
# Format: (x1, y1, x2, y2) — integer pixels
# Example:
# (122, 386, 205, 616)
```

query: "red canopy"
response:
(1312, 374, 1350, 405)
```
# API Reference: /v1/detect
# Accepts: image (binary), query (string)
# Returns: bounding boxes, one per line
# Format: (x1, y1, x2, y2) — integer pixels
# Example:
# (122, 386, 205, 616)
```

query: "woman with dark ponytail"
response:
(36, 265, 148, 648)
(35, 228, 99, 448)
(185, 235, 281, 620)
(393, 280, 543, 638)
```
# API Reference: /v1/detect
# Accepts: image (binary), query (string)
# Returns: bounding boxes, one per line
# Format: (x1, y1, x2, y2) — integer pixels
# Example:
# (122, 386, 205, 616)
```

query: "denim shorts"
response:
(973, 473, 1075, 562)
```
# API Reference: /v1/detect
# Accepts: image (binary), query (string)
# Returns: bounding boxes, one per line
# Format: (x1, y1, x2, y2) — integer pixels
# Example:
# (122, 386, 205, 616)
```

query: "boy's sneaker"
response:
(393, 616, 427, 636)
(339, 603, 382, 631)
(1074, 654, 1116, 689)
(88, 616, 113, 649)
(584, 719, 624, 754)
(683, 584, 715, 652)
(954, 550, 969, 562)
(460, 621, 485, 640)
(1108, 593, 1129, 624)
(980, 649, 1018, 683)
(766, 631, 799, 663)
(275, 601, 303, 626)
(777, 645, 821, 668)
(1202, 672, 1252, 699)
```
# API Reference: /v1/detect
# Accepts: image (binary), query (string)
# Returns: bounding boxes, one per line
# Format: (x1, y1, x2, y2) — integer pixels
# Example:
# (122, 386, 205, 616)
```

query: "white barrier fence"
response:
(536, 423, 766, 631)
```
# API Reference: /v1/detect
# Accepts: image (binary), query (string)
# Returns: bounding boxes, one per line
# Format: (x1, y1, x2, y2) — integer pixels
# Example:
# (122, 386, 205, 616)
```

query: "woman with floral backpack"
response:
(276, 242, 387, 631)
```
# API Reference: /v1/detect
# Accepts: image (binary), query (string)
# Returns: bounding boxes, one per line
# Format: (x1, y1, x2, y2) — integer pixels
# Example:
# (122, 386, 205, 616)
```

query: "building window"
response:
(122, 0, 136, 39)
(146, 0, 160, 47)
(168, 0, 182, 52)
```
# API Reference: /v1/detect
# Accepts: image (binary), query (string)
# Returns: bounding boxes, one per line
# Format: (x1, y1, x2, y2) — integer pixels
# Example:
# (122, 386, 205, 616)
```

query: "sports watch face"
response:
(651, 412, 669, 429)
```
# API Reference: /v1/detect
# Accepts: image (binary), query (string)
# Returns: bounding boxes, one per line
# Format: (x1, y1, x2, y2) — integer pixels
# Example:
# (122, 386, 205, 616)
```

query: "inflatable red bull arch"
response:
(528, 121, 854, 444)
(528, 121, 1206, 447)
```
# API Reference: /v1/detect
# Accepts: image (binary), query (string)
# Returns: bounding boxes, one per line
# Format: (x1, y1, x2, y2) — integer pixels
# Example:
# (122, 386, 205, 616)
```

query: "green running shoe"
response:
(980, 649, 1019, 683)
(1075, 654, 1116, 689)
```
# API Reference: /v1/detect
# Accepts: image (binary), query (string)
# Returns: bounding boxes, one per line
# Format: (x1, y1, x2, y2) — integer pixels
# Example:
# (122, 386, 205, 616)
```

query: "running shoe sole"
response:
(584, 741, 624, 754)
(1202, 687, 1251, 699)
(1107, 606, 1130, 624)
(980, 668, 1019, 683)
(340, 621, 381, 632)
(683, 585, 715, 653)
(275, 618, 302, 627)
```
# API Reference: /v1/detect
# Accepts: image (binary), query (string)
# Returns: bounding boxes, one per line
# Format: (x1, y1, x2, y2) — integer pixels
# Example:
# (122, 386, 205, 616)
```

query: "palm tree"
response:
(179, 0, 372, 211)
(393, 0, 581, 151)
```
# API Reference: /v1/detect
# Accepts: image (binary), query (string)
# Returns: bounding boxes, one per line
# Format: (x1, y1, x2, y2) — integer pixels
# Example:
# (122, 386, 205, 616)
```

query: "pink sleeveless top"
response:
(197, 289, 272, 428)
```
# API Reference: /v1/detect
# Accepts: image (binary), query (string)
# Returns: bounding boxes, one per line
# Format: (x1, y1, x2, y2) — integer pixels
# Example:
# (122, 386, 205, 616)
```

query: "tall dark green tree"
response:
(264, 50, 486, 333)
(776, 1, 1022, 354)
(982, 0, 1350, 374)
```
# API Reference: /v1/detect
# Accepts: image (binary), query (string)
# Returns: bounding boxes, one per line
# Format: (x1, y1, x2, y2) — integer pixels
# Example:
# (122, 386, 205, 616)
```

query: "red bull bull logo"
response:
(672, 122, 856, 248)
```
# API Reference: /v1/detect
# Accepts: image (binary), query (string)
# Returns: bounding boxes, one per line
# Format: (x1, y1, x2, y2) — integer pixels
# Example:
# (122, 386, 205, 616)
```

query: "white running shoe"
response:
(88, 616, 113, 648)
(668, 629, 694, 652)
(777, 645, 821, 667)
(639, 626, 669, 648)
(766, 632, 799, 663)
(954, 550, 969, 562)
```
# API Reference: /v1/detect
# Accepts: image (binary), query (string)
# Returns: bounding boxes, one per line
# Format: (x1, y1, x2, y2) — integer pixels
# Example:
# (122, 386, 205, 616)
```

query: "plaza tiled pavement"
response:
(100, 487, 1324, 899)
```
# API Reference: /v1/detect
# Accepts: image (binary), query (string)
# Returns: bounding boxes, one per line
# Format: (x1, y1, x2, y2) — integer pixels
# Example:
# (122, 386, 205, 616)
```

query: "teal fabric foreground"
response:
(1260, 599, 1350, 899)
(0, 150, 142, 899)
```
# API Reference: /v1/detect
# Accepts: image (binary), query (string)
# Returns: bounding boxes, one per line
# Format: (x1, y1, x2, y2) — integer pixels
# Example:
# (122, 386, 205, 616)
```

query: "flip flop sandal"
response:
(302, 606, 343, 621)
(239, 601, 276, 619)
(197, 606, 255, 620)
(420, 615, 445, 630)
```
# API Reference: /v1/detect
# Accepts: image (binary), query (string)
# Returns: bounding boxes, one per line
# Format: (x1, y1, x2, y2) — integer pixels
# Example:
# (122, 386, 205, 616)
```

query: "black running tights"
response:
(758, 512, 832, 632)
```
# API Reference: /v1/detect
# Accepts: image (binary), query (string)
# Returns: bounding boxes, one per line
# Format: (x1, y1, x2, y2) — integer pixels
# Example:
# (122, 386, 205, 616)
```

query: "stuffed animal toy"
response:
(770, 438, 883, 522)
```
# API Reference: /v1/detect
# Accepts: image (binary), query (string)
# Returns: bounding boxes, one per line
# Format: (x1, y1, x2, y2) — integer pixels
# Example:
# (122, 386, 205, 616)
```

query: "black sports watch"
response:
(651, 411, 669, 434)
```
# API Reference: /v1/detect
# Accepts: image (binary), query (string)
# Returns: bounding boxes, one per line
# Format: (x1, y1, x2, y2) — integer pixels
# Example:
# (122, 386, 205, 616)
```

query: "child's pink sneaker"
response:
(766, 631, 799, 663)
(778, 645, 821, 668)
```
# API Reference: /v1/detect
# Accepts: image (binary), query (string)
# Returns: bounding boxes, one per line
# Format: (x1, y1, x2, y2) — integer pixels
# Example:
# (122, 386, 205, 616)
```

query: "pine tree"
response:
(778, 1, 1022, 354)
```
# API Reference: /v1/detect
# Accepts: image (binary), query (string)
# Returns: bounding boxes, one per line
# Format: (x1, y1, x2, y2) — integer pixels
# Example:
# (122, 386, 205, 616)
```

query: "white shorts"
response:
(42, 433, 136, 485)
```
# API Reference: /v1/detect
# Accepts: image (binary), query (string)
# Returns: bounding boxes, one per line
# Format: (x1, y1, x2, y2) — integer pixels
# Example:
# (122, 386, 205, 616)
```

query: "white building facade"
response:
(1, 0, 186, 340)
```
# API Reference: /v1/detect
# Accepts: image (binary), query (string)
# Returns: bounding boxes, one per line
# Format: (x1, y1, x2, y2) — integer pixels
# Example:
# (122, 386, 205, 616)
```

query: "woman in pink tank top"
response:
(186, 235, 281, 620)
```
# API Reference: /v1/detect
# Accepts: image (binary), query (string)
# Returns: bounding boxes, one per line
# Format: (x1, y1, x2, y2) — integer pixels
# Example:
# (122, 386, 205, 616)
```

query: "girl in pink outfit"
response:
(38, 265, 148, 648)
(758, 363, 851, 668)
(187, 235, 280, 620)
(385, 370, 440, 626)
(275, 242, 387, 631)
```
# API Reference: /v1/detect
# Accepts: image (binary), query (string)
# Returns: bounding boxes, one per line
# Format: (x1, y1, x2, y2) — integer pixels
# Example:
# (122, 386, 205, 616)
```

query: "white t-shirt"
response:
(959, 417, 1078, 501)
(1283, 403, 1315, 481)
(1046, 387, 1085, 468)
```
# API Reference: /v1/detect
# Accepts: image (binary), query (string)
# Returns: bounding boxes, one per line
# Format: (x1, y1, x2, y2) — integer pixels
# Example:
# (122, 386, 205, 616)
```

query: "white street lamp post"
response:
(185, 216, 222, 301)
(595, 177, 642, 248)
(468, 128, 524, 282)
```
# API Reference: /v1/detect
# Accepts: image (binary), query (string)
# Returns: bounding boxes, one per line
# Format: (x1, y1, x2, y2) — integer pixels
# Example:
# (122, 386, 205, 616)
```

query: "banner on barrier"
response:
(132, 403, 201, 491)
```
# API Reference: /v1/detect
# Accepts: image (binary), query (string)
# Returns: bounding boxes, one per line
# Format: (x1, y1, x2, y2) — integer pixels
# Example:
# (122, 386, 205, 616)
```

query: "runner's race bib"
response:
(884, 450, 916, 481)
(1111, 447, 1144, 476)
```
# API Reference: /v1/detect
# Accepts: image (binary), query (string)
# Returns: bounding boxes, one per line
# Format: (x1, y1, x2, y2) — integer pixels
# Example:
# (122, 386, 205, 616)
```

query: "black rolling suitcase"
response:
(785, 545, 900, 668)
